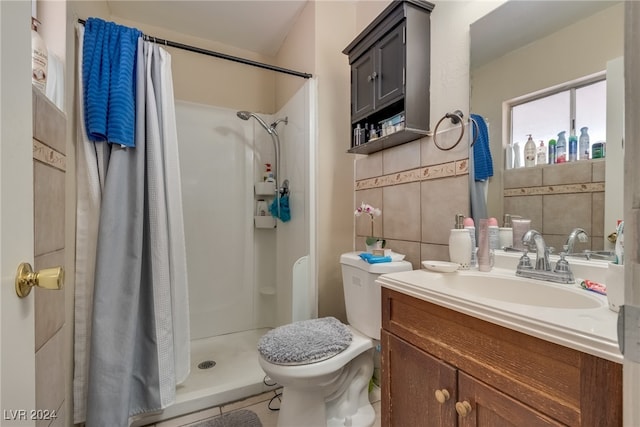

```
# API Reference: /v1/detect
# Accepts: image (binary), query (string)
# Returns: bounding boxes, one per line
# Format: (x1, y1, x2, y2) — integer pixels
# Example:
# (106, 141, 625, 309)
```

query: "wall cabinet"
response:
(343, 0, 434, 155)
(381, 288, 622, 426)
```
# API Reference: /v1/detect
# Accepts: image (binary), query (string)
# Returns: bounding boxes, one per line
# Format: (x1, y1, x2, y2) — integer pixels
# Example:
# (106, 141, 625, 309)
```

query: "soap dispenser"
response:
(524, 135, 536, 167)
(449, 214, 471, 270)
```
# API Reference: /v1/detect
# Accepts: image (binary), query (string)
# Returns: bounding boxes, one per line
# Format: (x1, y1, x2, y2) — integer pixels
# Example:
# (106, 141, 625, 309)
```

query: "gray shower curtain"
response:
(75, 24, 190, 426)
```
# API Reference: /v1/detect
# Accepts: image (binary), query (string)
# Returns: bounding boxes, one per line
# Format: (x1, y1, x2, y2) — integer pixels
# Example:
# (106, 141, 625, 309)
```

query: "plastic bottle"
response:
(353, 124, 362, 146)
(477, 219, 492, 272)
(463, 217, 476, 268)
(513, 142, 522, 168)
(524, 135, 536, 167)
(505, 142, 513, 170)
(487, 217, 500, 250)
(568, 132, 578, 162)
(536, 140, 546, 165)
(31, 17, 48, 93)
(548, 139, 556, 164)
(579, 127, 590, 160)
(556, 131, 567, 163)
(263, 164, 272, 182)
(449, 214, 471, 270)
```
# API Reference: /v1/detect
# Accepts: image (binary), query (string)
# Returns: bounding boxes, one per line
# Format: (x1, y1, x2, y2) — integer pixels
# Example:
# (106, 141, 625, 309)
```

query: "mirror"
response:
(470, 0, 624, 253)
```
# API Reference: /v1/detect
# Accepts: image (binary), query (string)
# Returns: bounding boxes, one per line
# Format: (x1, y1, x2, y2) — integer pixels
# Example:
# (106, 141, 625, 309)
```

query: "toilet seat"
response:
(258, 326, 374, 380)
(258, 317, 353, 365)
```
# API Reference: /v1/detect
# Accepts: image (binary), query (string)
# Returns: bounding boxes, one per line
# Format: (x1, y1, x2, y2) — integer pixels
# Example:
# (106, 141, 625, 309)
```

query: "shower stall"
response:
(133, 81, 316, 424)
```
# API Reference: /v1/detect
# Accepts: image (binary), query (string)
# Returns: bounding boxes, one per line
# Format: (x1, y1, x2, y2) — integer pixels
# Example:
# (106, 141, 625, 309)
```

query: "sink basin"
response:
(441, 271, 603, 309)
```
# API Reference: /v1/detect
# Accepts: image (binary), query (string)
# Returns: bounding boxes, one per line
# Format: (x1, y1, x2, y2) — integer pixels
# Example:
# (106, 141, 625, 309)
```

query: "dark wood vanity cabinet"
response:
(381, 288, 623, 426)
(343, 0, 434, 155)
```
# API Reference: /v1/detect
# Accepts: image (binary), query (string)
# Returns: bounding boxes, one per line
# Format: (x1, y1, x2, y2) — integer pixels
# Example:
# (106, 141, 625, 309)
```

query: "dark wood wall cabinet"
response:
(382, 288, 623, 426)
(343, 0, 434, 155)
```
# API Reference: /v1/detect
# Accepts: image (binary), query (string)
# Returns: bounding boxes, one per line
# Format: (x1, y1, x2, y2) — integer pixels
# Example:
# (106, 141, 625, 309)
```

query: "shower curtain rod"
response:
(77, 18, 313, 79)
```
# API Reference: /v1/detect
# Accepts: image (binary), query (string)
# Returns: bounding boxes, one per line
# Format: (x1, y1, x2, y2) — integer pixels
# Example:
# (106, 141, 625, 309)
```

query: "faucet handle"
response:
(554, 253, 571, 273)
(517, 251, 533, 270)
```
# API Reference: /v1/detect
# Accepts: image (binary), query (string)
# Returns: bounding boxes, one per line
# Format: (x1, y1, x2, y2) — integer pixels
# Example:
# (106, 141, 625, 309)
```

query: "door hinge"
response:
(618, 304, 640, 362)
(403, 26, 406, 44)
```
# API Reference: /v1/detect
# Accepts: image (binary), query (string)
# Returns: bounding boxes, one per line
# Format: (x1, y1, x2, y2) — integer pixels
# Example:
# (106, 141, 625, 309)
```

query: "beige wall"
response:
(314, 0, 357, 321)
(275, 1, 314, 111)
(471, 3, 624, 223)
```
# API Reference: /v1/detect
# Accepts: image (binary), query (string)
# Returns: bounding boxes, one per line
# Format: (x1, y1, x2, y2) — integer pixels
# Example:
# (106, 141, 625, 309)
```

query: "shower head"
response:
(236, 111, 273, 134)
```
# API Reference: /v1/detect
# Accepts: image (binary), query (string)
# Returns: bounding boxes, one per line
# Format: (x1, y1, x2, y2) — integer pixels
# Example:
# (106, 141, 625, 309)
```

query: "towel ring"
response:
(433, 110, 465, 151)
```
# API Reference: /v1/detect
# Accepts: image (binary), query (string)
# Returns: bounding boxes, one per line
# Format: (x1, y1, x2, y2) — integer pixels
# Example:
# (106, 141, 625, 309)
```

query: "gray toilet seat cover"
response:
(258, 317, 353, 365)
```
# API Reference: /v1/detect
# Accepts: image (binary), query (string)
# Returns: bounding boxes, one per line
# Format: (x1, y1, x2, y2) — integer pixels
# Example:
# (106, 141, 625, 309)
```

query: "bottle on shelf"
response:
(536, 140, 546, 165)
(513, 141, 522, 168)
(524, 134, 536, 167)
(568, 131, 578, 162)
(548, 139, 557, 164)
(31, 17, 48, 93)
(579, 127, 590, 160)
(556, 131, 567, 163)
(353, 124, 362, 146)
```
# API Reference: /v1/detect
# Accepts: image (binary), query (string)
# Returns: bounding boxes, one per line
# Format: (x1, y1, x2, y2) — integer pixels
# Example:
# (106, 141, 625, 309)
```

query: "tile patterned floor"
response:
(147, 388, 382, 427)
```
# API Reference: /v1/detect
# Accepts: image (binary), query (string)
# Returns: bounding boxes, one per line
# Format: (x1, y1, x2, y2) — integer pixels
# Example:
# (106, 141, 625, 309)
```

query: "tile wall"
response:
(503, 160, 606, 253)
(355, 124, 470, 269)
(33, 87, 67, 427)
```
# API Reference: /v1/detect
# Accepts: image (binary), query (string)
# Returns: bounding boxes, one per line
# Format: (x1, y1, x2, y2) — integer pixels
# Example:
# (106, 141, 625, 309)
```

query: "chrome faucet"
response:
(516, 229, 574, 284)
(564, 228, 588, 253)
(522, 230, 551, 271)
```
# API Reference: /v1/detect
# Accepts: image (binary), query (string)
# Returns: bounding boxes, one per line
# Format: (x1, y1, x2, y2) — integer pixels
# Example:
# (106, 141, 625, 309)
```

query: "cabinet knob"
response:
(455, 401, 473, 417)
(367, 74, 373, 82)
(372, 71, 378, 79)
(434, 389, 450, 404)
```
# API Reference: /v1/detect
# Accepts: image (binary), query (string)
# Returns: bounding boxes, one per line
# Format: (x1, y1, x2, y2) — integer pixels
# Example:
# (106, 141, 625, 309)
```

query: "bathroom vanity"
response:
(378, 268, 622, 426)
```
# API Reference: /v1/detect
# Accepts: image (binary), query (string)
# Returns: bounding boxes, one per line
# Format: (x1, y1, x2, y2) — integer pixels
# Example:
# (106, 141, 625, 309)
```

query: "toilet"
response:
(258, 252, 412, 427)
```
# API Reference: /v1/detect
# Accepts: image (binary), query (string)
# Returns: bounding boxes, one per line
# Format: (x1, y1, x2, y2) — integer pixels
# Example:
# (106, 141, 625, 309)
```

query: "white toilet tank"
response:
(339, 252, 412, 340)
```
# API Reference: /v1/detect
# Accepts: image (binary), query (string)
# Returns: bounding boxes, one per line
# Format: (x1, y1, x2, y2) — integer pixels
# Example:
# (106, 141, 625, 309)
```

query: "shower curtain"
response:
(74, 22, 190, 426)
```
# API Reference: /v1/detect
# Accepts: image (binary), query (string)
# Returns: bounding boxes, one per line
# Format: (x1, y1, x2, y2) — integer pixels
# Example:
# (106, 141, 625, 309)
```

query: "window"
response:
(509, 76, 606, 165)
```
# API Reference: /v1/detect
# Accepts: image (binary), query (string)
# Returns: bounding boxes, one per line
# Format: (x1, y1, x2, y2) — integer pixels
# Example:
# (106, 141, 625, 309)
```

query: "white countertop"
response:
(378, 265, 622, 363)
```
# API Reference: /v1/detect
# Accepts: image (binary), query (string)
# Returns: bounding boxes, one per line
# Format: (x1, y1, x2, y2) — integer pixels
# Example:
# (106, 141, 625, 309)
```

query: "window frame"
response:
(504, 71, 606, 153)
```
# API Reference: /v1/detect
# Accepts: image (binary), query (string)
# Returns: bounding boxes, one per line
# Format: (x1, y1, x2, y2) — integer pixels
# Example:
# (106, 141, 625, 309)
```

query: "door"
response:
(1, 0, 36, 424)
(457, 372, 563, 427)
(351, 50, 375, 120)
(382, 331, 457, 427)
(376, 23, 405, 109)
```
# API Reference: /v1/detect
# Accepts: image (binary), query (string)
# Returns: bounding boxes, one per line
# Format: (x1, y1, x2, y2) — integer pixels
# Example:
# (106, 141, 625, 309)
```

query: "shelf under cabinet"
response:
(347, 128, 429, 154)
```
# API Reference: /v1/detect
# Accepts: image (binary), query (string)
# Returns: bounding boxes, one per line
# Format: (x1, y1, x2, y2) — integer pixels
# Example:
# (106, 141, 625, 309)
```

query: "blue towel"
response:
(358, 253, 392, 264)
(269, 194, 291, 222)
(83, 18, 142, 147)
(471, 114, 494, 181)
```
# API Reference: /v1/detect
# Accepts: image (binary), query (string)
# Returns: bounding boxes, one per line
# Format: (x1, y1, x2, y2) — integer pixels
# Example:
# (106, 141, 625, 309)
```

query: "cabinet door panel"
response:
(376, 23, 405, 109)
(382, 330, 457, 427)
(457, 372, 565, 427)
(351, 51, 375, 119)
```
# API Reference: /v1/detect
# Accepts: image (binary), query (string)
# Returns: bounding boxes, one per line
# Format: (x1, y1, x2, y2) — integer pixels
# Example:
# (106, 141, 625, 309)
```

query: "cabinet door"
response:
(375, 23, 405, 110)
(382, 331, 457, 427)
(456, 372, 565, 427)
(351, 50, 375, 119)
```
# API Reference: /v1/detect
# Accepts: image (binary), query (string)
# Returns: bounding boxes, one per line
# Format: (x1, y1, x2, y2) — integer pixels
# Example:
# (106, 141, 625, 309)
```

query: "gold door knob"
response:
(15, 262, 64, 298)
(435, 389, 450, 404)
(455, 401, 472, 417)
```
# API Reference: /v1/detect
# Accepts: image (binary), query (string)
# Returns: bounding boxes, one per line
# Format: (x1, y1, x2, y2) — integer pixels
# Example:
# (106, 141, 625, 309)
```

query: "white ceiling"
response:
(470, 1, 620, 69)
(106, 0, 308, 57)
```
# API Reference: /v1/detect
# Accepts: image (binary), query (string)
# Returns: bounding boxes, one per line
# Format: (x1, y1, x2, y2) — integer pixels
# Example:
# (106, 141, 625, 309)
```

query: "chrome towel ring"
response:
(433, 110, 478, 151)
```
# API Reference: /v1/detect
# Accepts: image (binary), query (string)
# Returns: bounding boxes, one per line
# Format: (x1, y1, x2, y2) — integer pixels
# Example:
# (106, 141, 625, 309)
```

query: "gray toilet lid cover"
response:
(258, 317, 353, 365)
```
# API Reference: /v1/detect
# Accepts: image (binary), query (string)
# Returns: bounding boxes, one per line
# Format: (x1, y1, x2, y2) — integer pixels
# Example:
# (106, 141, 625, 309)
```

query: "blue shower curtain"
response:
(74, 21, 190, 426)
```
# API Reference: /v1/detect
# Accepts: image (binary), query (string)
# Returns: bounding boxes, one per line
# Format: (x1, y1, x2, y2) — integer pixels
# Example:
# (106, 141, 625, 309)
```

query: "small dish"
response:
(390, 251, 406, 262)
(421, 260, 459, 273)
